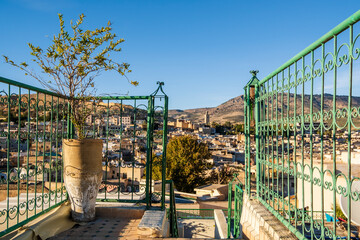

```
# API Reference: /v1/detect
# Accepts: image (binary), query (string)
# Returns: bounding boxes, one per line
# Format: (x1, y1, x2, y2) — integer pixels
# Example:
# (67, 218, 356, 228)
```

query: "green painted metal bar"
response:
(96, 199, 147, 203)
(166, 180, 178, 238)
(301, 56, 305, 236)
(6, 84, 10, 230)
(320, 43, 325, 239)
(255, 82, 261, 199)
(332, 35, 338, 240)
(35, 92, 39, 214)
(96, 96, 149, 100)
(347, 24, 353, 240)
(131, 99, 137, 200)
(286, 67, 291, 223)
(227, 176, 233, 238)
(49, 95, 54, 209)
(233, 184, 243, 238)
(161, 95, 168, 210)
(61, 98, 66, 203)
(145, 96, 153, 209)
(66, 103, 72, 139)
(26, 89, 30, 220)
(308, 49, 314, 240)
(293, 62, 298, 229)
(259, 10, 360, 86)
(174, 209, 216, 219)
(55, 97, 60, 205)
(274, 74, 278, 212)
(0, 76, 66, 98)
(227, 174, 243, 238)
(148, 97, 155, 204)
(42, 94, 46, 213)
(16, 87, 21, 225)
(104, 100, 110, 200)
(118, 100, 123, 200)
(244, 87, 249, 195)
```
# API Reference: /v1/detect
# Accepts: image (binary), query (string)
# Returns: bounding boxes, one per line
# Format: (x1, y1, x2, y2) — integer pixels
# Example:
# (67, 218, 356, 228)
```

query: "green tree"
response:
(151, 154, 163, 181)
(233, 124, 244, 134)
(211, 121, 219, 129)
(224, 121, 232, 128)
(208, 166, 237, 184)
(166, 135, 212, 193)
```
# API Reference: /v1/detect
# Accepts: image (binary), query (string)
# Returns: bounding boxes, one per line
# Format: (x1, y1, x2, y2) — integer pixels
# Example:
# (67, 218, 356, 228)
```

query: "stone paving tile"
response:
(49, 217, 142, 240)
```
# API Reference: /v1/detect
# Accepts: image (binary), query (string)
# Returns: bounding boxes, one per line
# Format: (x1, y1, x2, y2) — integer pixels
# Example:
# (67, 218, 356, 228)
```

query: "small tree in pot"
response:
(4, 13, 138, 221)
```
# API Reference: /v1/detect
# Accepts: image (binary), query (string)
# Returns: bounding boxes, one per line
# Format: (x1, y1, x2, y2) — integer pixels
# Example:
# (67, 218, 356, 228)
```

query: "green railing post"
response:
(227, 174, 243, 238)
(169, 181, 174, 236)
(161, 95, 168, 210)
(66, 102, 74, 139)
(145, 96, 154, 209)
(166, 180, 178, 237)
(244, 71, 259, 197)
(254, 82, 260, 199)
(227, 175, 234, 238)
(244, 85, 251, 195)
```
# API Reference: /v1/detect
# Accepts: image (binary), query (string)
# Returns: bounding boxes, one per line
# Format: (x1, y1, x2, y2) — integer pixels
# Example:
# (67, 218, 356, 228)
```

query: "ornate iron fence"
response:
(166, 180, 178, 238)
(0, 76, 168, 237)
(227, 174, 243, 239)
(0, 76, 68, 236)
(244, 10, 360, 240)
(172, 208, 215, 219)
(90, 82, 169, 210)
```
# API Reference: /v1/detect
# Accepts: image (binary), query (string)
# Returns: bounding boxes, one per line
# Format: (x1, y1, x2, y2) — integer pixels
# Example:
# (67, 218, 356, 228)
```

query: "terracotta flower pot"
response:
(62, 139, 103, 222)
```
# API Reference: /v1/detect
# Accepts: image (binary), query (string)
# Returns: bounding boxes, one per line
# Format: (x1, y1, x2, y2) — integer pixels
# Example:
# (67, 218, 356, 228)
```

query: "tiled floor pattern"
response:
(49, 217, 143, 240)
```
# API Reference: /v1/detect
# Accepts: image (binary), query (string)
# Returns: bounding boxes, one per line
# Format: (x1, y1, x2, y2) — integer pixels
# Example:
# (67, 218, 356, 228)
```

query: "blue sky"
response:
(0, 0, 360, 109)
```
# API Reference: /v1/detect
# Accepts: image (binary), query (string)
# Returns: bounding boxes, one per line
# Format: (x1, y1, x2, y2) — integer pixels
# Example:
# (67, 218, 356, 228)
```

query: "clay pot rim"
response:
(63, 139, 103, 146)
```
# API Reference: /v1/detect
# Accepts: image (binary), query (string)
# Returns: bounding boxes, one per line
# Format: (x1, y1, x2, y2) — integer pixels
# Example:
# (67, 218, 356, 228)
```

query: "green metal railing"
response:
(0, 76, 168, 237)
(244, 10, 360, 240)
(166, 180, 178, 238)
(227, 174, 243, 239)
(0, 76, 68, 236)
(169, 208, 215, 219)
(91, 82, 168, 210)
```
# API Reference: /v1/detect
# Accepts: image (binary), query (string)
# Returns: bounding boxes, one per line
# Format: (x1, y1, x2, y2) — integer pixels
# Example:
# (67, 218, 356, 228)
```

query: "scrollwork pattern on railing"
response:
(251, 21, 360, 239)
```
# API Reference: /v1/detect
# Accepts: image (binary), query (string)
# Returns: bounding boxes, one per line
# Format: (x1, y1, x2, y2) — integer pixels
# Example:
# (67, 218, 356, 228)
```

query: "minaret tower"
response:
(204, 111, 210, 125)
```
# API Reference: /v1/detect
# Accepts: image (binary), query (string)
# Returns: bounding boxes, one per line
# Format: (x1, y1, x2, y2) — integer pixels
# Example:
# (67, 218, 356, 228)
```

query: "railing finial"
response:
(151, 81, 167, 96)
(250, 70, 259, 77)
(156, 81, 164, 86)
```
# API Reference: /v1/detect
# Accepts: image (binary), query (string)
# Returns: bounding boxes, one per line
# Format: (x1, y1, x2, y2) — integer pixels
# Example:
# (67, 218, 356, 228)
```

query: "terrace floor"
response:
(49, 216, 143, 240)
(180, 219, 215, 238)
(50, 219, 216, 240)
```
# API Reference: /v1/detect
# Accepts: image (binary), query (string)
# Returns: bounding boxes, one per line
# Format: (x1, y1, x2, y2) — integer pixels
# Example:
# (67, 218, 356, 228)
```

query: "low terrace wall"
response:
(240, 194, 297, 240)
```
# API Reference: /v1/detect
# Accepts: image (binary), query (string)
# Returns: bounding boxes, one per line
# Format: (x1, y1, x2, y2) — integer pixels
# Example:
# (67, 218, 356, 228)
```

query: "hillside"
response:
(169, 94, 360, 124)
(169, 95, 245, 124)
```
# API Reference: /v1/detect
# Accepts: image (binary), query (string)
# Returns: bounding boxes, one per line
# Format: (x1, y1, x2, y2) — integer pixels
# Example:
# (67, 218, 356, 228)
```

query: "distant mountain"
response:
(169, 95, 245, 124)
(169, 94, 360, 124)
